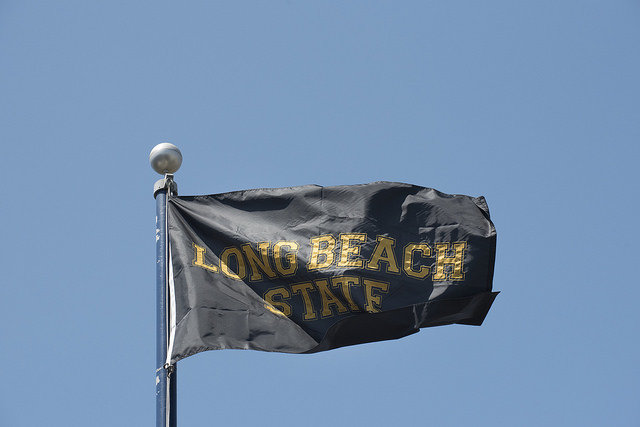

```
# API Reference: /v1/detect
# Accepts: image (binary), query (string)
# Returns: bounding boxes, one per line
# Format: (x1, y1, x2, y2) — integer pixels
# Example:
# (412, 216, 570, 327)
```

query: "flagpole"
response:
(151, 143, 182, 427)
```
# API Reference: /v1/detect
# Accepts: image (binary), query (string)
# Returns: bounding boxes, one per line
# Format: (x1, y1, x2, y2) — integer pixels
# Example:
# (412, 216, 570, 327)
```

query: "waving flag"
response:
(167, 182, 498, 362)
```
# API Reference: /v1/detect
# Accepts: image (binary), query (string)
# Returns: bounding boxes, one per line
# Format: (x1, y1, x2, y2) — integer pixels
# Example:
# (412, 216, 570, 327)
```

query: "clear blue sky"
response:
(1, 1, 638, 426)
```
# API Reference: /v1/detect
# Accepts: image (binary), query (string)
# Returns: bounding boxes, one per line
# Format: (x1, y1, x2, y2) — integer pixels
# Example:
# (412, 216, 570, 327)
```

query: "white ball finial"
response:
(150, 143, 182, 175)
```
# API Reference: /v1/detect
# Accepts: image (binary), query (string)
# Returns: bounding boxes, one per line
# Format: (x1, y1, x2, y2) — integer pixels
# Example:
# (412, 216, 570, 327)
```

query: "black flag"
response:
(167, 182, 497, 362)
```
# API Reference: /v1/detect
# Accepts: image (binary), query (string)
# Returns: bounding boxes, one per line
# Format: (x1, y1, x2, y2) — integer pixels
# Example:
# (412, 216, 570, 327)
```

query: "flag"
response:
(167, 181, 498, 362)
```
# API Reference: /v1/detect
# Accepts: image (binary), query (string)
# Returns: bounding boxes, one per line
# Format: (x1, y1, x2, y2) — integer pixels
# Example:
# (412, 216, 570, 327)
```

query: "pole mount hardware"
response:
(154, 174, 178, 198)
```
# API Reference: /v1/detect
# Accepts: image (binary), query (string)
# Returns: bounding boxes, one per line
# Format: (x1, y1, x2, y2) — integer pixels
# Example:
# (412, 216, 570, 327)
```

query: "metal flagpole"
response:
(151, 143, 182, 427)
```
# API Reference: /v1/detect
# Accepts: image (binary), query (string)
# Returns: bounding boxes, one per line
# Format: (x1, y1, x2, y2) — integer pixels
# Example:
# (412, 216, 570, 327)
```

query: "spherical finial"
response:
(150, 143, 182, 175)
